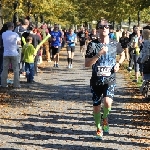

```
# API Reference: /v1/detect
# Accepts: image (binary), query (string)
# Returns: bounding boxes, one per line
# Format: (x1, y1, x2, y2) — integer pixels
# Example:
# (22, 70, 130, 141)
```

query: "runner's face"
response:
(69, 29, 73, 34)
(54, 25, 59, 30)
(99, 20, 110, 36)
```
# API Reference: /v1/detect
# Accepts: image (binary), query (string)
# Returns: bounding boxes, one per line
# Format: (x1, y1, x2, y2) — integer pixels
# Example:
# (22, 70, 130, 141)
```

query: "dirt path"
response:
(0, 46, 149, 150)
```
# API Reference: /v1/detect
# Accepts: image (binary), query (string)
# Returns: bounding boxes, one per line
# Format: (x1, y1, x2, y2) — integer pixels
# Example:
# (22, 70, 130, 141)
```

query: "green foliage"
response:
(1, 0, 150, 26)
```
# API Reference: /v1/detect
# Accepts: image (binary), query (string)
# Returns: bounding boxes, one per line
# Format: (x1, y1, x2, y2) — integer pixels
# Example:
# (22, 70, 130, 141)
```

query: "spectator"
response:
(0, 23, 8, 85)
(119, 31, 130, 61)
(1, 22, 21, 88)
(129, 26, 141, 82)
(22, 36, 36, 83)
(41, 24, 51, 62)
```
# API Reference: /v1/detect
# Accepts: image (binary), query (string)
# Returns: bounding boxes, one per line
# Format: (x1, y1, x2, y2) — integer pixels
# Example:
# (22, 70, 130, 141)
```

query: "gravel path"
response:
(0, 46, 149, 150)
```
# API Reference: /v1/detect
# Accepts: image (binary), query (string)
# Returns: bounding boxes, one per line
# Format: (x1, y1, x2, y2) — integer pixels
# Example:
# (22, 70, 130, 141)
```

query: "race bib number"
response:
(97, 66, 111, 76)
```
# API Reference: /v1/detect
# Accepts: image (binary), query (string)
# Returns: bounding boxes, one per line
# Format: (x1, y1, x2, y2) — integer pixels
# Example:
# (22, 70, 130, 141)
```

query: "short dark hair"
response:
(26, 36, 32, 42)
(7, 22, 14, 28)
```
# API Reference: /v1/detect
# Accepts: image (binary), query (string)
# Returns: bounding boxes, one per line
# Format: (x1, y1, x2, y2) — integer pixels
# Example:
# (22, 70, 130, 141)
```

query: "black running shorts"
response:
(80, 41, 85, 46)
(91, 83, 115, 106)
(51, 46, 61, 55)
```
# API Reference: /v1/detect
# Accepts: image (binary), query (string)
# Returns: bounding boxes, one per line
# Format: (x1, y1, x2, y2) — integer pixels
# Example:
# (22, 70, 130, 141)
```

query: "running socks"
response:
(93, 112, 101, 129)
(71, 59, 73, 64)
(67, 58, 71, 65)
(103, 107, 111, 119)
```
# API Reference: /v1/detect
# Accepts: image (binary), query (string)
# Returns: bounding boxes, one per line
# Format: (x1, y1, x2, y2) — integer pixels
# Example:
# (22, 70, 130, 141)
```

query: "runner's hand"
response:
(114, 63, 120, 72)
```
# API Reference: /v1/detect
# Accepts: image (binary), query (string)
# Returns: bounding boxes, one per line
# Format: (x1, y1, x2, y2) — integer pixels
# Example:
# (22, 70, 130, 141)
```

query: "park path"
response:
(0, 46, 149, 150)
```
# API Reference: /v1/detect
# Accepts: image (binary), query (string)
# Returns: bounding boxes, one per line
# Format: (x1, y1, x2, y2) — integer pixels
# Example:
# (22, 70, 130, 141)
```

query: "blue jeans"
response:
(133, 54, 139, 72)
(25, 62, 34, 82)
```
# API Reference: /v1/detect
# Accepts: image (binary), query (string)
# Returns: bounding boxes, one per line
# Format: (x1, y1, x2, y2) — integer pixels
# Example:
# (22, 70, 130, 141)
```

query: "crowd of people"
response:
(0, 17, 150, 140)
(0, 19, 78, 86)
(0, 19, 109, 87)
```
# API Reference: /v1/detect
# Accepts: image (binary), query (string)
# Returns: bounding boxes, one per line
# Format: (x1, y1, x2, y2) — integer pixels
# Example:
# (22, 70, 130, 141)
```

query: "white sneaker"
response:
(68, 65, 70, 69)
(70, 64, 73, 68)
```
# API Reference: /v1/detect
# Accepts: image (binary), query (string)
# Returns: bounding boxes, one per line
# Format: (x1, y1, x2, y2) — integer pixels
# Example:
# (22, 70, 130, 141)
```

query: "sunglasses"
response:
(98, 25, 110, 29)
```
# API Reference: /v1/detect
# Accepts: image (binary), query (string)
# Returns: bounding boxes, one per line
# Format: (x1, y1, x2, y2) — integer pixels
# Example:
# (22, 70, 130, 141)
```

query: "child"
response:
(22, 36, 37, 83)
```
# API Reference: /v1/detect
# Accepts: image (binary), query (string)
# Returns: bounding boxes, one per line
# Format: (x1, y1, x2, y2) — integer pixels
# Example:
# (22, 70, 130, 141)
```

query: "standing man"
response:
(78, 27, 86, 57)
(85, 19, 125, 140)
(1, 22, 21, 88)
(50, 24, 62, 68)
(41, 24, 51, 62)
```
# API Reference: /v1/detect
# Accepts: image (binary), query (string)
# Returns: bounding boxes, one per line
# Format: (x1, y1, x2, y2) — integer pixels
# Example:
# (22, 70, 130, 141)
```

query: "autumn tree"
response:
(1, 0, 150, 27)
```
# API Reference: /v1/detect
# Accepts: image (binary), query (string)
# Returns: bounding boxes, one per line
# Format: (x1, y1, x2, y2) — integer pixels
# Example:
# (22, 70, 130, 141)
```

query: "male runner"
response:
(78, 27, 86, 57)
(50, 24, 62, 67)
(85, 19, 125, 140)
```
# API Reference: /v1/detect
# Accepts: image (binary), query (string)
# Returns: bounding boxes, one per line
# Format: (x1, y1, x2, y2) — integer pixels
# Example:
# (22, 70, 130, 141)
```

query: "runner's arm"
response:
(85, 42, 106, 67)
(85, 56, 99, 67)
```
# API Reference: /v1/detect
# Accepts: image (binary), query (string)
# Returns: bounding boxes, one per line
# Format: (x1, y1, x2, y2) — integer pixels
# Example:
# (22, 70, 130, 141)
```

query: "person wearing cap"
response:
(50, 24, 62, 67)
(1, 22, 21, 88)
(85, 19, 125, 140)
